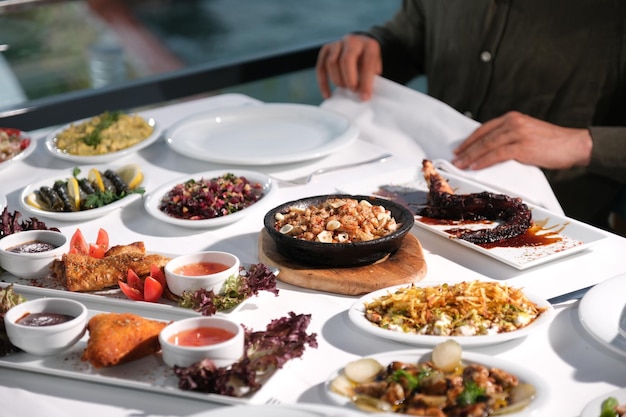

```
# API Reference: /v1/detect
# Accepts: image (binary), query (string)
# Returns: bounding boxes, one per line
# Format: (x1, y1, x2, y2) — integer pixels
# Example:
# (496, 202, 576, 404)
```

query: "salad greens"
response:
(0, 207, 59, 239)
(174, 312, 317, 396)
(177, 263, 279, 315)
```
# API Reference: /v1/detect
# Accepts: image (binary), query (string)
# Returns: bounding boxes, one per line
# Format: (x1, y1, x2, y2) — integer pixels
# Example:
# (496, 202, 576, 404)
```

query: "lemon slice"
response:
(25, 192, 44, 209)
(116, 164, 143, 189)
(66, 177, 81, 209)
(88, 168, 105, 191)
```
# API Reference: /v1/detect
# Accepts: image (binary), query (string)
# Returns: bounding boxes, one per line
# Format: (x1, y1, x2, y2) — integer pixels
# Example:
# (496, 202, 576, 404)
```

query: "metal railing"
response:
(0, 43, 322, 131)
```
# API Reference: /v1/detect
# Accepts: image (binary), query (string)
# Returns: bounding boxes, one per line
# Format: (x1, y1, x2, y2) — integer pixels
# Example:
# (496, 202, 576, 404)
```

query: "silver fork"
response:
(270, 153, 393, 186)
(265, 397, 281, 404)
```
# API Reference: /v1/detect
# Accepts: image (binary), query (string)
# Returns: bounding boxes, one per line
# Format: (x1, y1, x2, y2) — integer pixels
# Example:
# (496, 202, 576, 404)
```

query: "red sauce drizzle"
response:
(418, 217, 565, 248)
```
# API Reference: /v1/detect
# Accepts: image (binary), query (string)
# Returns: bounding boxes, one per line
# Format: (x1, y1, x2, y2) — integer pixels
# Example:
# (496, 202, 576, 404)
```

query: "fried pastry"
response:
(51, 243, 170, 292)
(82, 313, 168, 368)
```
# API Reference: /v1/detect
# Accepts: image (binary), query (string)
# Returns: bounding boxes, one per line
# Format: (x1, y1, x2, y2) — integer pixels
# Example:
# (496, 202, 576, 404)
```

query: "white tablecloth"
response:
(1, 89, 626, 417)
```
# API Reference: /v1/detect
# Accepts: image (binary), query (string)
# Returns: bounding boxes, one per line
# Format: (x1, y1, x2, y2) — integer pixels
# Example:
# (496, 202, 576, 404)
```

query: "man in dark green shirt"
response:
(316, 0, 626, 234)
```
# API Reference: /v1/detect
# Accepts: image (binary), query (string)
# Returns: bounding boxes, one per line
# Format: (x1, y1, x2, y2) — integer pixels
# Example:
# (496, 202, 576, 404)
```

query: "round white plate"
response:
(579, 273, 626, 358)
(348, 282, 554, 347)
(0, 129, 36, 172)
(196, 403, 365, 417)
(144, 169, 276, 228)
(19, 165, 145, 221)
(580, 387, 626, 417)
(164, 103, 359, 165)
(45, 115, 161, 163)
(0, 193, 6, 212)
(325, 348, 549, 416)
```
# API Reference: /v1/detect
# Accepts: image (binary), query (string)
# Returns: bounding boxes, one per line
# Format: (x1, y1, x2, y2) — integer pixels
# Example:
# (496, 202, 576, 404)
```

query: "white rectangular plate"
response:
(338, 167, 609, 270)
(0, 286, 270, 406)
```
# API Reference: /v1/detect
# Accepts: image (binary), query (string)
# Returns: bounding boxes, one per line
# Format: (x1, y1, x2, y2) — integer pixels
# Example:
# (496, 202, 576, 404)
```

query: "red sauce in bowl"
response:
(16, 312, 75, 327)
(173, 262, 229, 276)
(168, 326, 235, 346)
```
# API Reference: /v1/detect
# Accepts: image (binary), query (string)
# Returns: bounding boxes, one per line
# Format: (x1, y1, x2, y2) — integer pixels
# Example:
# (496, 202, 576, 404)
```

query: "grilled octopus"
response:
(418, 160, 532, 244)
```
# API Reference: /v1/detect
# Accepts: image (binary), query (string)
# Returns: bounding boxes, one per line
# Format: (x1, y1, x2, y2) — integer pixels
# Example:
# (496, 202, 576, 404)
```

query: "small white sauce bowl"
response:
(159, 316, 244, 368)
(164, 251, 240, 296)
(4, 297, 88, 356)
(0, 230, 68, 279)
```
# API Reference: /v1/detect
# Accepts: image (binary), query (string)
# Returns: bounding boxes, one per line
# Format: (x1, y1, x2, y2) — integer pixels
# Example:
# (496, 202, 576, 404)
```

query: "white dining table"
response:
(1, 90, 626, 417)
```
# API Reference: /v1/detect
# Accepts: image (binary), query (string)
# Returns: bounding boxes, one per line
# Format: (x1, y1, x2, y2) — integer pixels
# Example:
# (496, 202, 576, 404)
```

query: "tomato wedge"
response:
(95, 228, 109, 250)
(143, 276, 164, 302)
(126, 269, 144, 291)
(69, 229, 89, 255)
(149, 264, 167, 288)
(118, 281, 143, 301)
(88, 243, 106, 259)
(88, 228, 109, 258)
(119, 267, 164, 303)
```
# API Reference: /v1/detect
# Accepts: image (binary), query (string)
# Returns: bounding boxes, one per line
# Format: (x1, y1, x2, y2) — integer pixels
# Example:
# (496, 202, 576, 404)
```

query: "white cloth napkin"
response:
(321, 76, 564, 214)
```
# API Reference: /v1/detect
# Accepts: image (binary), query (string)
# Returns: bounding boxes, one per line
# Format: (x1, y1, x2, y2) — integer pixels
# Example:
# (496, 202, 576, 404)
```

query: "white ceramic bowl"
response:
(4, 297, 88, 356)
(0, 230, 69, 279)
(164, 251, 240, 296)
(159, 316, 244, 368)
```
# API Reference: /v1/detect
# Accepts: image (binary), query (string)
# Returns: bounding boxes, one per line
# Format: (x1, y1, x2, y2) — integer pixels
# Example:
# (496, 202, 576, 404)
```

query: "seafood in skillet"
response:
(418, 160, 532, 244)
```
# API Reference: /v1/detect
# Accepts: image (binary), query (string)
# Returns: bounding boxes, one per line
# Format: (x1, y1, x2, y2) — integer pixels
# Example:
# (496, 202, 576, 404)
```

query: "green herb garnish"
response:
(83, 187, 145, 209)
(391, 369, 421, 391)
(82, 111, 122, 147)
(456, 380, 486, 406)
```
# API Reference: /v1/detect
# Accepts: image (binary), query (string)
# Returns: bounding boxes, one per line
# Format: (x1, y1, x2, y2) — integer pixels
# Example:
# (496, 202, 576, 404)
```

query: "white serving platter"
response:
(144, 169, 276, 228)
(163, 103, 358, 165)
(348, 282, 554, 347)
(0, 285, 277, 407)
(45, 115, 161, 164)
(324, 348, 549, 417)
(578, 273, 626, 358)
(338, 166, 609, 270)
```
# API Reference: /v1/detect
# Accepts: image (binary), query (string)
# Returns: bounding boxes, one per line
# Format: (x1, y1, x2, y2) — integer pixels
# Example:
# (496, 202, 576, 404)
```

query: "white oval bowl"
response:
(164, 251, 240, 297)
(45, 115, 161, 164)
(0, 230, 68, 279)
(4, 297, 88, 356)
(159, 316, 244, 368)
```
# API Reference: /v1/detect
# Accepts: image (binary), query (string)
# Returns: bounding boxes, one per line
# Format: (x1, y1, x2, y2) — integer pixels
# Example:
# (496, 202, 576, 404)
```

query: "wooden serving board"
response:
(258, 229, 427, 295)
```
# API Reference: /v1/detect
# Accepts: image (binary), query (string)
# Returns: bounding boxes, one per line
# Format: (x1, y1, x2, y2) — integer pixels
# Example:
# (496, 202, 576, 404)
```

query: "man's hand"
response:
(316, 34, 382, 100)
(453, 111, 593, 170)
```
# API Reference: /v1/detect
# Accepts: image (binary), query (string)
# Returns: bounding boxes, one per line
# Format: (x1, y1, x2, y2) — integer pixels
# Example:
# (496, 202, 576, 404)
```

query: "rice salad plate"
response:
(144, 169, 276, 228)
(348, 281, 554, 347)
(45, 111, 161, 164)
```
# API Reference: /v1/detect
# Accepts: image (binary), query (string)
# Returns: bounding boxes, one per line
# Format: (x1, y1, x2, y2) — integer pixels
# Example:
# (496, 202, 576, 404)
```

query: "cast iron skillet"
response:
(263, 194, 415, 267)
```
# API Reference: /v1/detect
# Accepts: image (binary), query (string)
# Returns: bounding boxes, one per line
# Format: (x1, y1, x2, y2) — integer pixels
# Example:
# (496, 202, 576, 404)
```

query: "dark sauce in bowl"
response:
(16, 312, 75, 327)
(7, 240, 57, 253)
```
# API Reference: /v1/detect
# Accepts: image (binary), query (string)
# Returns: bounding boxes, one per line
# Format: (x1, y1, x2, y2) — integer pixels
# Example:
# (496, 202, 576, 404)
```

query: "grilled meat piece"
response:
(419, 160, 532, 244)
